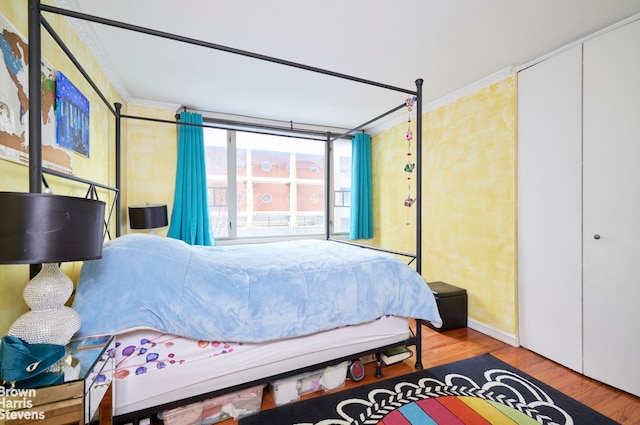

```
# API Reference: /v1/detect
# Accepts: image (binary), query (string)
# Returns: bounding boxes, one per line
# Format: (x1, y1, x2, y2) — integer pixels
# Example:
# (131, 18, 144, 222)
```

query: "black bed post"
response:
(115, 102, 122, 237)
(324, 132, 331, 240)
(28, 0, 42, 196)
(415, 79, 423, 276)
(414, 78, 424, 370)
(27, 0, 42, 279)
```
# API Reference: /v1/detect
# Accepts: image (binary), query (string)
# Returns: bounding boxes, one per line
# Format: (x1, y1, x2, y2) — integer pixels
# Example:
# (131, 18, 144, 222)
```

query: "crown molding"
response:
(368, 67, 515, 135)
(53, 0, 132, 103)
(127, 98, 181, 112)
(518, 11, 640, 72)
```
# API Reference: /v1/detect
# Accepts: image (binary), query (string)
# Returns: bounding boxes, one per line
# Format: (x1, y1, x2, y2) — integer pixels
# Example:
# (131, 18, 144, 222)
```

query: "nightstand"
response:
(3, 335, 115, 425)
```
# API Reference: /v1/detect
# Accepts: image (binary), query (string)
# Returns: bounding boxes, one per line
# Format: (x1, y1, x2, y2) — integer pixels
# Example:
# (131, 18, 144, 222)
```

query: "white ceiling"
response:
(54, 0, 640, 130)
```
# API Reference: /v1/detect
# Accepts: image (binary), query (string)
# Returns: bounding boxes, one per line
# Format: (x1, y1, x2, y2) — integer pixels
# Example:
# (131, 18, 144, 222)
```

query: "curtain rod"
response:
(180, 107, 352, 134)
(183, 112, 352, 140)
(120, 112, 351, 142)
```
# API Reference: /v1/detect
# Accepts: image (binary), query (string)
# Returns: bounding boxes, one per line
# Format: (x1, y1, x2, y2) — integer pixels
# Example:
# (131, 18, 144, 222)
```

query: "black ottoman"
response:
(424, 281, 467, 332)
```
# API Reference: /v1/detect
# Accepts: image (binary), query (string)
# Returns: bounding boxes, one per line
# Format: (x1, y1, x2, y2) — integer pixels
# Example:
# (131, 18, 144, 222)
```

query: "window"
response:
(204, 127, 352, 240)
(331, 139, 352, 234)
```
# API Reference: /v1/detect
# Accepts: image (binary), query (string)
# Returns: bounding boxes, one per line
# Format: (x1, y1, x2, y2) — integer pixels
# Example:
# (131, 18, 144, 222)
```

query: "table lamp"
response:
(0, 192, 105, 345)
(128, 204, 168, 234)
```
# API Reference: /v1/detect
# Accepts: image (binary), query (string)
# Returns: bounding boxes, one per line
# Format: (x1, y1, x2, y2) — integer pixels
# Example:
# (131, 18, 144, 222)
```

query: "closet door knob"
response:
(594, 234, 601, 240)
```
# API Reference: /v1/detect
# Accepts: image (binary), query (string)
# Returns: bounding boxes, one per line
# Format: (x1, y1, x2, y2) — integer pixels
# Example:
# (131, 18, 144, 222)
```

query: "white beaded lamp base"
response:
(8, 263, 81, 345)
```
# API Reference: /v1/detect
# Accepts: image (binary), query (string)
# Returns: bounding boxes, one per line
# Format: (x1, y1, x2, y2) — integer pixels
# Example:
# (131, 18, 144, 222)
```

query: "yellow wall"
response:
(125, 104, 177, 236)
(0, 1, 124, 335)
(369, 118, 418, 255)
(372, 77, 517, 336)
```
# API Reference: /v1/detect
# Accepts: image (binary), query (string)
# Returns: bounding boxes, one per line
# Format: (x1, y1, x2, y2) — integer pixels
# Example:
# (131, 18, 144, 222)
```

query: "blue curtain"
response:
(349, 133, 373, 239)
(167, 112, 215, 246)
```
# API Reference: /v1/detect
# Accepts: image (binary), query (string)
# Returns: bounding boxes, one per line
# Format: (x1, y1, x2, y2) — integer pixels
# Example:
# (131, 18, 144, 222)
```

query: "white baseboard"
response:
(467, 318, 520, 347)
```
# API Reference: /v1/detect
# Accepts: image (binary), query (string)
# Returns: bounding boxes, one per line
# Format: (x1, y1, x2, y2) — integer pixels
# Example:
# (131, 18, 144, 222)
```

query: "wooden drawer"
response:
(3, 382, 84, 425)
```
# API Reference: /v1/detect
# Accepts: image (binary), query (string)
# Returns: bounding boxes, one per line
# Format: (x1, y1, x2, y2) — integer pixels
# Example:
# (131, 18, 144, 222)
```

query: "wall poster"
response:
(0, 13, 74, 174)
(56, 71, 90, 157)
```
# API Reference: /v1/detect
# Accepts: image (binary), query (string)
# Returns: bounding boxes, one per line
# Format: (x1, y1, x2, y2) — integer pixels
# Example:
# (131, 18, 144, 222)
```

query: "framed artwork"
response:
(0, 13, 73, 174)
(55, 71, 90, 157)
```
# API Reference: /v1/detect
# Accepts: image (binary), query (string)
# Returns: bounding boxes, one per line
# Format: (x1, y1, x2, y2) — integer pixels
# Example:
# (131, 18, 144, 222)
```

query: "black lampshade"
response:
(0, 192, 106, 264)
(129, 204, 168, 229)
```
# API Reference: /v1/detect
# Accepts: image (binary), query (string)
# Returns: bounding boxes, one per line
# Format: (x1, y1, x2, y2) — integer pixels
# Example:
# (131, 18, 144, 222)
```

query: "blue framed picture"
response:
(55, 71, 90, 157)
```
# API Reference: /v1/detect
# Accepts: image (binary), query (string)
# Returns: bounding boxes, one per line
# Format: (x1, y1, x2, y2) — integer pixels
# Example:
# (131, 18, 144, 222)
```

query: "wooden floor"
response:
(219, 324, 639, 425)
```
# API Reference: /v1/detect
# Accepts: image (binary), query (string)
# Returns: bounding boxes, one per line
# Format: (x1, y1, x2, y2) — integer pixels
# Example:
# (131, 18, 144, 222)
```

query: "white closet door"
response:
(583, 18, 640, 397)
(517, 45, 583, 372)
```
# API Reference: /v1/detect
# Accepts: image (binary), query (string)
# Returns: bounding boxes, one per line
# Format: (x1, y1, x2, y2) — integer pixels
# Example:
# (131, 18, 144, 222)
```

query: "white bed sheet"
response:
(111, 315, 410, 416)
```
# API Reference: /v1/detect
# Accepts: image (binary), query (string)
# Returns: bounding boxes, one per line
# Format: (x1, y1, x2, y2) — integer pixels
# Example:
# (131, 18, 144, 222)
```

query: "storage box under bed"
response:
(158, 385, 264, 425)
(269, 361, 349, 406)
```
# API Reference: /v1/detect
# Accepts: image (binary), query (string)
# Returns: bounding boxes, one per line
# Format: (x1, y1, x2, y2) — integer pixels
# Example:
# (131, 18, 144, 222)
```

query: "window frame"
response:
(202, 120, 352, 243)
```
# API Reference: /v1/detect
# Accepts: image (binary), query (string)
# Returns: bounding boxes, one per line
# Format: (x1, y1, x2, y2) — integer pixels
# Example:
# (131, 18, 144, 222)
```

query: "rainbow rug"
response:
(240, 353, 617, 425)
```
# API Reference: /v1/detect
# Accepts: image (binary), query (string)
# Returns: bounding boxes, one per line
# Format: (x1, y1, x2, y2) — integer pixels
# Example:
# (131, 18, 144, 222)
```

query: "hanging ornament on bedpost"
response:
(403, 96, 417, 224)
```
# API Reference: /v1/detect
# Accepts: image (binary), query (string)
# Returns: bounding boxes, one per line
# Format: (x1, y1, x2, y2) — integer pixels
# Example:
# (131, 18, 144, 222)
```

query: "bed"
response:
(72, 234, 442, 421)
(106, 316, 411, 417)
(22, 2, 436, 423)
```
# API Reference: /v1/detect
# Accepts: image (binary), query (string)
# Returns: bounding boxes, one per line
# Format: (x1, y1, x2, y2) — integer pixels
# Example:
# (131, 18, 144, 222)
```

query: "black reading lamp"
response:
(128, 204, 168, 234)
(0, 192, 105, 345)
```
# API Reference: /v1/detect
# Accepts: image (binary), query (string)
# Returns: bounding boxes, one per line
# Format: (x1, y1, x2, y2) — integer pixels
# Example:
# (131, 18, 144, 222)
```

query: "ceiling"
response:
(53, 0, 640, 131)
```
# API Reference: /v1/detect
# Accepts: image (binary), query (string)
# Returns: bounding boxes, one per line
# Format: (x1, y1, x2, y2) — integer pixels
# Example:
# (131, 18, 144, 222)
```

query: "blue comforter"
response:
(73, 234, 442, 342)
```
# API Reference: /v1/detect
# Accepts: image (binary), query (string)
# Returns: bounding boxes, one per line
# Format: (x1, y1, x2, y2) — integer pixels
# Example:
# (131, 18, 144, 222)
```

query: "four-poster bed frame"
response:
(25, 1, 428, 423)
